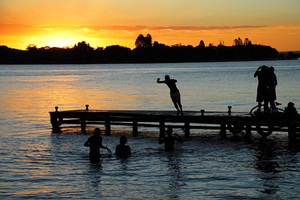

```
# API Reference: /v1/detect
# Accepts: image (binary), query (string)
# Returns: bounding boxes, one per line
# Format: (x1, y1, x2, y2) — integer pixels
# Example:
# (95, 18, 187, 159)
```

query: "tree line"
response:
(0, 34, 298, 64)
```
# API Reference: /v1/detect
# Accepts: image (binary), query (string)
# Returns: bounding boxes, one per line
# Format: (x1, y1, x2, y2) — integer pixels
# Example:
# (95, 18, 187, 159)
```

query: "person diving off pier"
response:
(157, 75, 183, 116)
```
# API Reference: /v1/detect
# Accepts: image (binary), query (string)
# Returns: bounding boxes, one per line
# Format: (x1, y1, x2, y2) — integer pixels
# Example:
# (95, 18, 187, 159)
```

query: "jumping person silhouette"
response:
(157, 75, 183, 116)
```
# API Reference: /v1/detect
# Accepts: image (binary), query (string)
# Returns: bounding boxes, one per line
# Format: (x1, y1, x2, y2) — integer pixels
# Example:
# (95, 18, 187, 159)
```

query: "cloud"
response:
(3, 23, 297, 34)
(83, 25, 268, 32)
(78, 27, 94, 33)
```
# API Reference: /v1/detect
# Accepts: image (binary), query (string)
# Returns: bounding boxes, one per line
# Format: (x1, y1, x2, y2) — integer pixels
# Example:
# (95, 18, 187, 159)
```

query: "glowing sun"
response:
(45, 36, 76, 48)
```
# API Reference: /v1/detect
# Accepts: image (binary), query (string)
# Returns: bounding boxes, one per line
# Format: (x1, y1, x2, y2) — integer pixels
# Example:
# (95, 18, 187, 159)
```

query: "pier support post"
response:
(228, 106, 232, 114)
(50, 115, 60, 133)
(81, 119, 86, 133)
(159, 121, 165, 138)
(246, 124, 252, 135)
(220, 123, 226, 137)
(200, 110, 205, 116)
(50, 107, 61, 133)
(132, 117, 138, 136)
(105, 115, 111, 136)
(184, 121, 190, 138)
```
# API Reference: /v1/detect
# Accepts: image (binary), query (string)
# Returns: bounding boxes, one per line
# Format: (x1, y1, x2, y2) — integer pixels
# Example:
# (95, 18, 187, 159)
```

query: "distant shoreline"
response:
(1, 44, 299, 65)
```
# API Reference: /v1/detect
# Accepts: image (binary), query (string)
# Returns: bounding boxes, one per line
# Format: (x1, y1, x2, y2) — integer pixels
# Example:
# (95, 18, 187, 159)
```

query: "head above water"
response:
(166, 127, 173, 135)
(120, 135, 127, 145)
(165, 75, 170, 81)
(94, 128, 101, 136)
(288, 102, 295, 107)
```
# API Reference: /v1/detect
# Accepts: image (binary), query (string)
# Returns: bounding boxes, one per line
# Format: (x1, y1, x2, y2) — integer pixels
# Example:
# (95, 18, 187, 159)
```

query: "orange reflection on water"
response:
(1, 74, 146, 132)
(13, 187, 52, 196)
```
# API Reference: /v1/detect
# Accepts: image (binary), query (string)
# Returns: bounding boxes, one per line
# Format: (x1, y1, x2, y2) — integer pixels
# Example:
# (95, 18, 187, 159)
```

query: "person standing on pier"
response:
(159, 127, 183, 152)
(254, 65, 269, 112)
(157, 75, 183, 116)
(266, 66, 278, 112)
(84, 128, 112, 162)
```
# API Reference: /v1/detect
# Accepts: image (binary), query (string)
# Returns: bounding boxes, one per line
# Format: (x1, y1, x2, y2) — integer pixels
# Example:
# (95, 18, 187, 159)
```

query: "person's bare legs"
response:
(178, 102, 183, 116)
(173, 102, 180, 116)
(257, 101, 262, 111)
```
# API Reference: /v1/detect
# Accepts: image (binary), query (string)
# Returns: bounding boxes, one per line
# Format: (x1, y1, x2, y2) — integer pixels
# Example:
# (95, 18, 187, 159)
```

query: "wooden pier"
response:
(49, 105, 300, 139)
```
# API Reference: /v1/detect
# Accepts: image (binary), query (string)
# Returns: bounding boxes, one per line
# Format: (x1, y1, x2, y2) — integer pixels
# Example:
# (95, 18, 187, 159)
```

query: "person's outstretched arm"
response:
(100, 145, 112, 153)
(254, 67, 260, 77)
(157, 78, 165, 83)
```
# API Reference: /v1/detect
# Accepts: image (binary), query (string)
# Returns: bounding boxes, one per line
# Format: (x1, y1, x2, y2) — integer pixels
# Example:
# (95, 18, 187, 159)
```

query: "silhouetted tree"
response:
(70, 41, 95, 63)
(103, 45, 131, 63)
(218, 40, 225, 47)
(95, 47, 104, 51)
(199, 40, 205, 47)
(244, 38, 252, 46)
(135, 34, 152, 48)
(233, 37, 243, 46)
(26, 44, 37, 51)
(73, 41, 94, 51)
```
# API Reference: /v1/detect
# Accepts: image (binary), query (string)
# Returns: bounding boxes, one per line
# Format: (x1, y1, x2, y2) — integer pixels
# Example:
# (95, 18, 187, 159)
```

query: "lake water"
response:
(0, 60, 300, 199)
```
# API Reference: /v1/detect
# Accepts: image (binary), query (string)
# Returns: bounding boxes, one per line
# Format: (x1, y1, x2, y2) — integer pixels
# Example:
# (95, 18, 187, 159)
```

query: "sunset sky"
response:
(1, 0, 299, 51)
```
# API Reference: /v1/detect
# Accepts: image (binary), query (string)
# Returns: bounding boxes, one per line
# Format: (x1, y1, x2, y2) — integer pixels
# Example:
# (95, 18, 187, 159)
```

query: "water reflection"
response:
(1, 62, 300, 199)
(254, 139, 280, 174)
(251, 137, 299, 196)
(165, 152, 186, 198)
(88, 163, 103, 188)
(118, 158, 129, 171)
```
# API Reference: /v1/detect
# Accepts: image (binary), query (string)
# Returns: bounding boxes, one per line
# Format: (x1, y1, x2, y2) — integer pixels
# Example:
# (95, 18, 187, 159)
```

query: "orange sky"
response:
(0, 0, 300, 51)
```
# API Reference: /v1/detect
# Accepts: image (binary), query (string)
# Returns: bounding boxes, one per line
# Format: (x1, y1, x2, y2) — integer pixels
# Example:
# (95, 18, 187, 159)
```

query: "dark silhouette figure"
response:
(254, 65, 269, 112)
(159, 127, 183, 152)
(115, 135, 132, 158)
(84, 128, 112, 162)
(284, 102, 299, 121)
(157, 75, 183, 116)
(266, 66, 278, 111)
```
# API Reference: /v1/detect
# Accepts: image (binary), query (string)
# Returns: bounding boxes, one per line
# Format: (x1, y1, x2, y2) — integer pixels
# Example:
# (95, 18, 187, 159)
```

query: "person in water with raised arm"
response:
(159, 127, 183, 152)
(84, 128, 112, 162)
(157, 75, 183, 116)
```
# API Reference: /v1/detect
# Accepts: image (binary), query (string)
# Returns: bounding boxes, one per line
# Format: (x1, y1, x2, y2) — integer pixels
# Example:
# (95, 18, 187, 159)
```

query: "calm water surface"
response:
(0, 60, 300, 199)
